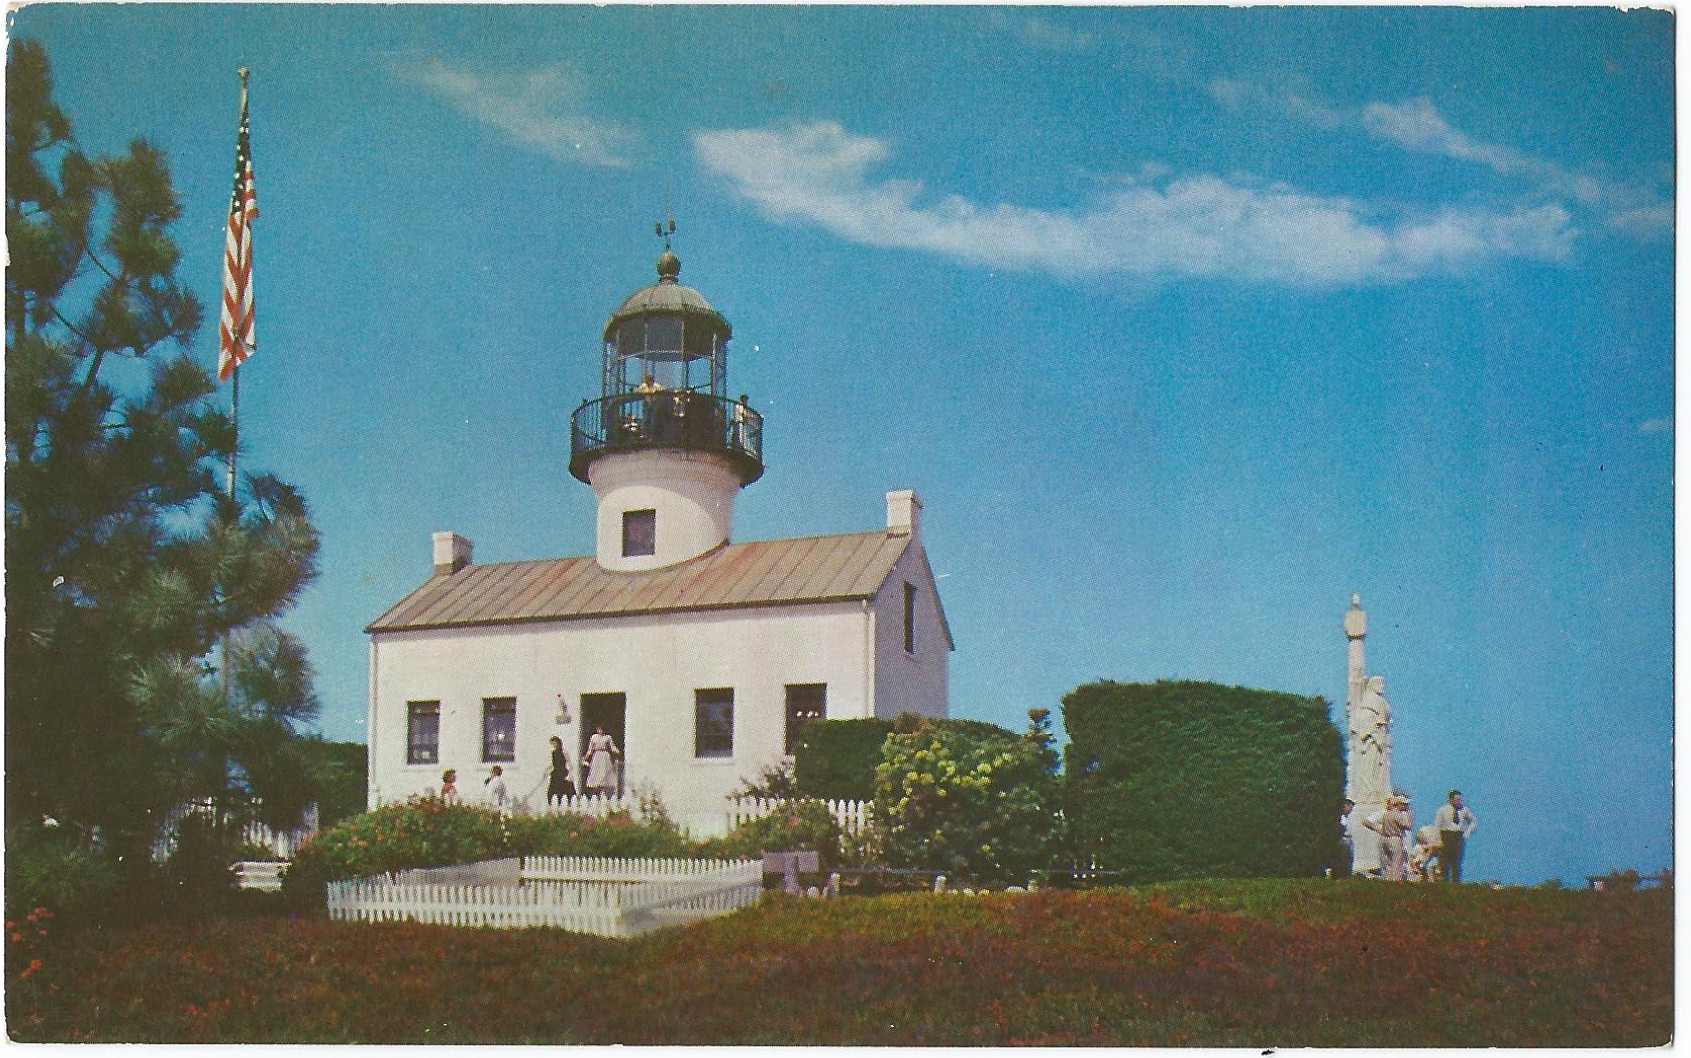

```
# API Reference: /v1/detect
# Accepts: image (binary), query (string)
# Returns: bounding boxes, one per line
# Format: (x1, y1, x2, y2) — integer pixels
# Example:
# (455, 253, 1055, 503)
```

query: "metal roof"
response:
(366, 530, 919, 634)
(603, 250, 730, 338)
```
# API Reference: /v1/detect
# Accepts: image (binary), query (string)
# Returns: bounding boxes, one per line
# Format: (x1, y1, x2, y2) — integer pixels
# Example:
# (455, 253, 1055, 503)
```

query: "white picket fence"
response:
(152, 800, 318, 862)
(509, 792, 872, 841)
(727, 797, 873, 838)
(326, 856, 760, 938)
(515, 793, 641, 820)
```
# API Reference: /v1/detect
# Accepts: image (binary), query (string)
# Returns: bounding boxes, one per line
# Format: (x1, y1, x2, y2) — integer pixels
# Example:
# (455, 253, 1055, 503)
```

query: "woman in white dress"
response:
(582, 725, 619, 797)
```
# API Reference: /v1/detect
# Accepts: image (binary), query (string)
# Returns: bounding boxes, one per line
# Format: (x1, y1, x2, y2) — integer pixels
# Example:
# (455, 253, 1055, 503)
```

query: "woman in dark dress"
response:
(546, 735, 577, 806)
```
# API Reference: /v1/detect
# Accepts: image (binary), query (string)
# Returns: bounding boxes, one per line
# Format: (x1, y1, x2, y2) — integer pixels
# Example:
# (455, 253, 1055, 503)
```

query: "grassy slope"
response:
(8, 880, 1671, 1046)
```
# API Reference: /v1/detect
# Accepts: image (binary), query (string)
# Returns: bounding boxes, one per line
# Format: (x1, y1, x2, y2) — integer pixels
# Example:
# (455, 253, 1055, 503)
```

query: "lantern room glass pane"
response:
(684, 323, 715, 363)
(645, 316, 683, 359)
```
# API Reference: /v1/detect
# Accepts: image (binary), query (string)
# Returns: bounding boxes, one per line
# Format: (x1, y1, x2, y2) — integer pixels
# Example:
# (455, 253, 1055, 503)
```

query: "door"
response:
(580, 692, 627, 797)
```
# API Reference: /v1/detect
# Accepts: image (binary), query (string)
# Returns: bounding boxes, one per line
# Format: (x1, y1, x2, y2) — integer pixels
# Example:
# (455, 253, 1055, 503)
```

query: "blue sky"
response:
(14, 5, 1673, 886)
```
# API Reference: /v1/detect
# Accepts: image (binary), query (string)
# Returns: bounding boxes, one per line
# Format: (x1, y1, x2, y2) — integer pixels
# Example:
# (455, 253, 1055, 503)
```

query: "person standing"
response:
(546, 735, 577, 807)
(1363, 794, 1413, 880)
(1334, 799, 1355, 878)
(583, 725, 620, 798)
(483, 765, 508, 809)
(1435, 789, 1477, 883)
(440, 769, 459, 802)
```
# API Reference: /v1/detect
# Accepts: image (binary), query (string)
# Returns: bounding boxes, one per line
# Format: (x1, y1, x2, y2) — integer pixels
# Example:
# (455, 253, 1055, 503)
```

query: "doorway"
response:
(580, 692, 627, 798)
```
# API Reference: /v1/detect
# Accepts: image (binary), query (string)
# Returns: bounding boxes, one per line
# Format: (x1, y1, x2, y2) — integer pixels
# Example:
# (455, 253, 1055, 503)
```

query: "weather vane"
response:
(654, 214, 676, 249)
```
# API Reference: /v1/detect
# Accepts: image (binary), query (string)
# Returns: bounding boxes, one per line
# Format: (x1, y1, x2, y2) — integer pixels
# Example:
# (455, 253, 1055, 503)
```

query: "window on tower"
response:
(623, 509, 656, 557)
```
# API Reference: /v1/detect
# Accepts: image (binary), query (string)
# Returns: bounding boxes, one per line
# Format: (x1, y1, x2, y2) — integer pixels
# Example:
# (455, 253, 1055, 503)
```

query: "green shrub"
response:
(283, 798, 511, 905)
(872, 710, 1062, 886)
(793, 719, 894, 801)
(282, 799, 696, 907)
(4, 826, 121, 927)
(1061, 680, 1343, 883)
(504, 810, 692, 859)
(694, 800, 843, 869)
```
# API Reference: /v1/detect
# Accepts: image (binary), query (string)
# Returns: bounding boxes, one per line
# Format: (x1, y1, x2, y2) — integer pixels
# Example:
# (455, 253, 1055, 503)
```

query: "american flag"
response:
(217, 72, 258, 382)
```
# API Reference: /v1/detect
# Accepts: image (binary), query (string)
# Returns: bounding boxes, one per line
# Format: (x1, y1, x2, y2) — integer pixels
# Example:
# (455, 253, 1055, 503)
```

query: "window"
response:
(785, 684, 826, 755)
(623, 508, 656, 557)
(407, 701, 439, 765)
(903, 582, 917, 654)
(482, 697, 516, 762)
(695, 688, 734, 759)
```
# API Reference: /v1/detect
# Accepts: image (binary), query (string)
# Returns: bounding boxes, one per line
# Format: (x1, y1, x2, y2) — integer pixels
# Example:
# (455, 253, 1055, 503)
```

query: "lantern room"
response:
(569, 245, 764, 487)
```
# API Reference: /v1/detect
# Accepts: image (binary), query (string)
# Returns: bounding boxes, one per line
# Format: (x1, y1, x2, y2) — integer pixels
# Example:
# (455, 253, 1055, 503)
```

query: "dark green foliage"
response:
(4, 824, 121, 927)
(282, 801, 694, 907)
(873, 709, 1063, 886)
(694, 800, 844, 869)
(792, 718, 893, 801)
(5, 40, 320, 868)
(305, 741, 368, 828)
(1062, 680, 1344, 882)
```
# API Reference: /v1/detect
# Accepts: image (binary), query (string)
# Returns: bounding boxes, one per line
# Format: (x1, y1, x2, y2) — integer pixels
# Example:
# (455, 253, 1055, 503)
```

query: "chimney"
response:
(432, 531, 473, 575)
(886, 489, 921, 538)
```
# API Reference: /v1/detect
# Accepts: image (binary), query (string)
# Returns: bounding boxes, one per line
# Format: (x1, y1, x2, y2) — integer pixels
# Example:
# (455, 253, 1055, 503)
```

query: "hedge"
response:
(792, 719, 894, 801)
(1062, 680, 1343, 882)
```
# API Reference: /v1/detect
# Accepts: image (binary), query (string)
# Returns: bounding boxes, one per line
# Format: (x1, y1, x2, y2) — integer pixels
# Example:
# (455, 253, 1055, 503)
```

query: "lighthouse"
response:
(569, 241, 762, 571)
(366, 233, 951, 832)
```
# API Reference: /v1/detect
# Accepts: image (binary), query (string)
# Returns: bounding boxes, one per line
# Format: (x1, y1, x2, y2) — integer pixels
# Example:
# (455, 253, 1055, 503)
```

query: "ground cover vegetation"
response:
(5, 40, 329, 923)
(7, 880, 1668, 1046)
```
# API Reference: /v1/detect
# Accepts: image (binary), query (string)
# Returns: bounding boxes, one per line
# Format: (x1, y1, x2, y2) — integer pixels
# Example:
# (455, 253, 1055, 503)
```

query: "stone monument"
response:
(1344, 594, 1392, 874)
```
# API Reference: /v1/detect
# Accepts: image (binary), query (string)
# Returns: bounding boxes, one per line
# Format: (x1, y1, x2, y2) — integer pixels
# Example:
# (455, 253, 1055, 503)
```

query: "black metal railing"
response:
(570, 391, 763, 484)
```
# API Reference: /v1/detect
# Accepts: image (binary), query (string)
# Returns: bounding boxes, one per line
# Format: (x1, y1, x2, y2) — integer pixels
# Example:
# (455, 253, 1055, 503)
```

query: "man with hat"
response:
(1363, 793, 1414, 881)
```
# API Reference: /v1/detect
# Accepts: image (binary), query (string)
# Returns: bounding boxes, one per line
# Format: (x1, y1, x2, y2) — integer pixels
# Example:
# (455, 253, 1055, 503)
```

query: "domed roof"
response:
(603, 250, 732, 339)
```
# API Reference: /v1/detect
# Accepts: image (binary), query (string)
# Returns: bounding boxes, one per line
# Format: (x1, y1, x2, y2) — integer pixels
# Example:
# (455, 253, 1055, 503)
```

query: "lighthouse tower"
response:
(568, 237, 763, 571)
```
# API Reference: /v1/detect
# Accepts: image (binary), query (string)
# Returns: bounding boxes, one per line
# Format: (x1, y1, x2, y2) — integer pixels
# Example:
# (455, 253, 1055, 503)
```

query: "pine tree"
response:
(5, 40, 321, 862)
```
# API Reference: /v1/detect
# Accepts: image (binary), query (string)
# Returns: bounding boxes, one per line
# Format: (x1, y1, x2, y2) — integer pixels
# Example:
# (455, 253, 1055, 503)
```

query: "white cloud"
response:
(694, 121, 1576, 286)
(1207, 76, 1347, 128)
(1607, 203, 1674, 242)
(392, 57, 636, 168)
(1638, 417, 1672, 436)
(992, 12, 1094, 53)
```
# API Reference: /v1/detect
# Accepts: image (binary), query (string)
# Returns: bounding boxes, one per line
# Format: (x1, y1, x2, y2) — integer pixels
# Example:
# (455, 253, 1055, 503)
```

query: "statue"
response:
(1350, 674, 1393, 808)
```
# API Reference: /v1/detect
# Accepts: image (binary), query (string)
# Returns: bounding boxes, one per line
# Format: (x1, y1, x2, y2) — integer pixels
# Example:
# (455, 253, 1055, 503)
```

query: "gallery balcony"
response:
(570, 391, 764, 485)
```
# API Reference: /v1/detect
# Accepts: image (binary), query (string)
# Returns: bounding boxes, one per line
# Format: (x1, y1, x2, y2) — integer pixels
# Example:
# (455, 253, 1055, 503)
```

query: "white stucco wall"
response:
(869, 542, 951, 720)
(588, 449, 740, 571)
(368, 600, 880, 834)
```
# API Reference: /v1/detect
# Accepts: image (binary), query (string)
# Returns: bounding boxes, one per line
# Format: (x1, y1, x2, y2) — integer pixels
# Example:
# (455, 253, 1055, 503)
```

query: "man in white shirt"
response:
(1434, 789, 1477, 883)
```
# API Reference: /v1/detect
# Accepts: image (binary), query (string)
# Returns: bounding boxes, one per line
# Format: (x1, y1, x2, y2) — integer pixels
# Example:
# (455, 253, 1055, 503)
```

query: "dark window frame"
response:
(784, 683, 826, 756)
(903, 582, 917, 654)
(623, 508, 656, 558)
(694, 688, 735, 759)
(407, 700, 440, 765)
(482, 697, 517, 763)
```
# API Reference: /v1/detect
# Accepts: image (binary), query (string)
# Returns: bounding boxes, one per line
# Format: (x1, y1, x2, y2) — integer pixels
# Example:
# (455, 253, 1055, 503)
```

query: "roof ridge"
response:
(445, 527, 892, 572)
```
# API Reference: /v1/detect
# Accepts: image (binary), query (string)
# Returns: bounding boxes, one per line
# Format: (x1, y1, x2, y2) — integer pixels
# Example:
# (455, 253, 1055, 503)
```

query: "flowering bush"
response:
(694, 799, 843, 869)
(282, 798, 694, 905)
(873, 709, 1061, 886)
(504, 809, 691, 859)
(282, 798, 512, 904)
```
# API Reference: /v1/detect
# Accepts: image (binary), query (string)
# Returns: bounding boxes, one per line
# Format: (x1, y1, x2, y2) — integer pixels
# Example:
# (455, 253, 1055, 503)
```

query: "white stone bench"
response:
(233, 860, 288, 891)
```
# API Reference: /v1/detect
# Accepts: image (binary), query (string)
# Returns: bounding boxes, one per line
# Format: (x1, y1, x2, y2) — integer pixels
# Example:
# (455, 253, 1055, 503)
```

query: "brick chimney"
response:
(886, 489, 921, 538)
(432, 531, 473, 575)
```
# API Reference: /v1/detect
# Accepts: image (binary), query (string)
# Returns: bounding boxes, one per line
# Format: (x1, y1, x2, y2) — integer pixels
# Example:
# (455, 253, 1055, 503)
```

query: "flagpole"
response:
(226, 66, 249, 502)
